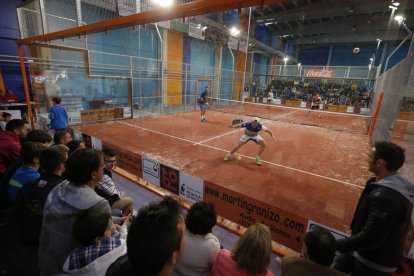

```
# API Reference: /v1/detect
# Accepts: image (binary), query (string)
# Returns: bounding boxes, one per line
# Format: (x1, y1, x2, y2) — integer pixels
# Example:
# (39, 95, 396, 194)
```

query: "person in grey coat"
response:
(38, 148, 111, 276)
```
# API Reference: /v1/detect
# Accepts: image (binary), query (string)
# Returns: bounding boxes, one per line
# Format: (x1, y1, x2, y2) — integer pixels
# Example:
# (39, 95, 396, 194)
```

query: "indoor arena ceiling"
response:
(251, 0, 414, 45)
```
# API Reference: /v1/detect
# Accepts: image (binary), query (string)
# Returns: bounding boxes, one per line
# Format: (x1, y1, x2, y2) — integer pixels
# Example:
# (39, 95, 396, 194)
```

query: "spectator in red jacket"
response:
(2, 90, 18, 103)
(0, 119, 30, 177)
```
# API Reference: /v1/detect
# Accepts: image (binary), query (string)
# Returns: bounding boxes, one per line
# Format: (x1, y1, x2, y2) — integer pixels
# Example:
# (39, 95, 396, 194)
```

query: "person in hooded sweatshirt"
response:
(38, 148, 111, 276)
(334, 141, 414, 276)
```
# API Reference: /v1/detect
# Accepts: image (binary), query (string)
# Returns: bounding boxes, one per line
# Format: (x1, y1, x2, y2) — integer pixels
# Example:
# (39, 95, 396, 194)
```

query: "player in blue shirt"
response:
(224, 117, 276, 165)
(198, 87, 209, 122)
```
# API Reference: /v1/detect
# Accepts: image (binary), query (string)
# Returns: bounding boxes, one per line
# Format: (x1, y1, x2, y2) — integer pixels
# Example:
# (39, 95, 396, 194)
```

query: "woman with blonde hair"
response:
(211, 223, 274, 276)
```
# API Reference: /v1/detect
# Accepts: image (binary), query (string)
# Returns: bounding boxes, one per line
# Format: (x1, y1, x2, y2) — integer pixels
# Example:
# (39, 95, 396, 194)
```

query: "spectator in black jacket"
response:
(334, 142, 414, 276)
(13, 147, 67, 276)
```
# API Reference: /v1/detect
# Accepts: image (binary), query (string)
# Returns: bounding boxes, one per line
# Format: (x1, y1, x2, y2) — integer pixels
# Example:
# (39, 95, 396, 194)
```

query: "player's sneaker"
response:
(255, 155, 262, 165)
(236, 154, 242, 161)
(224, 153, 231, 161)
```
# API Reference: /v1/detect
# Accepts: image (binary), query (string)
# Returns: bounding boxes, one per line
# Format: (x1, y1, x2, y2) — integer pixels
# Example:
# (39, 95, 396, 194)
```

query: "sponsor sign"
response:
(91, 137, 102, 150)
(304, 69, 336, 78)
(80, 108, 115, 123)
(203, 181, 308, 252)
(179, 172, 203, 203)
(142, 157, 160, 185)
(114, 108, 124, 118)
(160, 164, 179, 194)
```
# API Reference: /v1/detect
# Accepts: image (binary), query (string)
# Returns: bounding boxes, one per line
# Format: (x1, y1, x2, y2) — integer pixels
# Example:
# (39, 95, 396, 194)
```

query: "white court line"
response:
(194, 128, 242, 145)
(117, 120, 363, 189)
(272, 109, 301, 119)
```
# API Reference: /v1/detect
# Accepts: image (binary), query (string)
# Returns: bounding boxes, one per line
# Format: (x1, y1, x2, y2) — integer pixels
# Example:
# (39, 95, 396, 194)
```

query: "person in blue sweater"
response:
(49, 96, 68, 131)
(8, 142, 47, 204)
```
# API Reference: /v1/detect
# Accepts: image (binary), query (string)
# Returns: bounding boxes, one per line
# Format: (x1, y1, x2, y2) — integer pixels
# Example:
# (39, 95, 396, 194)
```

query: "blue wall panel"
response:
(299, 46, 330, 66)
(185, 37, 215, 103)
(0, 0, 31, 101)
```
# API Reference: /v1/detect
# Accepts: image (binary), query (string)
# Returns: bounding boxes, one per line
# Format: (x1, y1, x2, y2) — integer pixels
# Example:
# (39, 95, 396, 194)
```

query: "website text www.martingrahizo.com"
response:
(205, 186, 305, 240)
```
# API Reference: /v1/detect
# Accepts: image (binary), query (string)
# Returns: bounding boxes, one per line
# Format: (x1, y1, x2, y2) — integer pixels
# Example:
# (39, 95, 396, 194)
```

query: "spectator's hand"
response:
(124, 214, 132, 229)
(114, 224, 121, 231)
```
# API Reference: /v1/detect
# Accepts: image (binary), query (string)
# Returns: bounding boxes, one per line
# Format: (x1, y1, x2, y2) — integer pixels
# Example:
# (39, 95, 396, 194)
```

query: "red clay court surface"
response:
(74, 105, 373, 233)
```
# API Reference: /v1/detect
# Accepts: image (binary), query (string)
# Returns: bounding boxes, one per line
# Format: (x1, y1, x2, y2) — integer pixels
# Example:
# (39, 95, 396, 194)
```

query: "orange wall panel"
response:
(167, 30, 183, 105)
(234, 51, 246, 100)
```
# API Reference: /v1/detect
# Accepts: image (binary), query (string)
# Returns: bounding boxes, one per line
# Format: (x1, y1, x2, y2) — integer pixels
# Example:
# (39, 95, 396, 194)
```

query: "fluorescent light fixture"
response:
(152, 0, 174, 7)
(230, 26, 240, 36)
(265, 22, 273, 25)
(394, 15, 404, 24)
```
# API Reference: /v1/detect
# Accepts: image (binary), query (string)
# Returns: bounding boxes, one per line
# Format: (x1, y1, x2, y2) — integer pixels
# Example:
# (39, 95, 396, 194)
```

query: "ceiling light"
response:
(229, 26, 240, 36)
(202, 26, 207, 31)
(392, 2, 400, 6)
(394, 15, 404, 24)
(152, 0, 174, 7)
(283, 57, 289, 62)
(389, 5, 398, 10)
(265, 22, 273, 25)
(298, 63, 301, 67)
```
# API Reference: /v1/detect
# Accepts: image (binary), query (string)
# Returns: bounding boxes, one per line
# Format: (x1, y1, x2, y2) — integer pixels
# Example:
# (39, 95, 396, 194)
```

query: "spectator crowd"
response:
(253, 79, 372, 109)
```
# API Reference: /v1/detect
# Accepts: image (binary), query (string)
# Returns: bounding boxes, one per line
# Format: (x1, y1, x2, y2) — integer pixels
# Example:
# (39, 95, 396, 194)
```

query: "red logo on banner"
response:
(304, 69, 336, 78)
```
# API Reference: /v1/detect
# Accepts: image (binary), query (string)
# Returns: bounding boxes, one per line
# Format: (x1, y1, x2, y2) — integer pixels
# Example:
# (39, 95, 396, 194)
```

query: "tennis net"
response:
(209, 97, 372, 135)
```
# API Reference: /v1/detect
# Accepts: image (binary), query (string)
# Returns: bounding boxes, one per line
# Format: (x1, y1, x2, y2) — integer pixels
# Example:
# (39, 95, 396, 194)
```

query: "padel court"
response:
(73, 103, 372, 252)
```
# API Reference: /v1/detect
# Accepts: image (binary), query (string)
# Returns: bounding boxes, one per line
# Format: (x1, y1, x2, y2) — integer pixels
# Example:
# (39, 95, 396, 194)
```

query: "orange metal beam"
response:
(17, 0, 287, 45)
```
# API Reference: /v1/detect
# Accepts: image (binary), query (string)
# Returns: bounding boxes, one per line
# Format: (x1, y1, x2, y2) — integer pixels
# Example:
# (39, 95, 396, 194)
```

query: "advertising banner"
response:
(203, 181, 308, 252)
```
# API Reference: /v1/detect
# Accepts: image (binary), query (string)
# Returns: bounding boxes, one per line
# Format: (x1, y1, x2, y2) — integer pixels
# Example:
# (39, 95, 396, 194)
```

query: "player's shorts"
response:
(240, 134, 264, 143)
(311, 105, 319, 110)
(198, 103, 207, 110)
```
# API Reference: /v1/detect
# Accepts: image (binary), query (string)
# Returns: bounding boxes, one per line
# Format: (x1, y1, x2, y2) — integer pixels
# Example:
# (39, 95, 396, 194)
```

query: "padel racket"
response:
(232, 119, 243, 126)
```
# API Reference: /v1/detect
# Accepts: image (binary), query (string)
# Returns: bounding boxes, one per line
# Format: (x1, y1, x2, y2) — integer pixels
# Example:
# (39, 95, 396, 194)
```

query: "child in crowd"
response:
(63, 210, 129, 275)
(49, 96, 68, 131)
